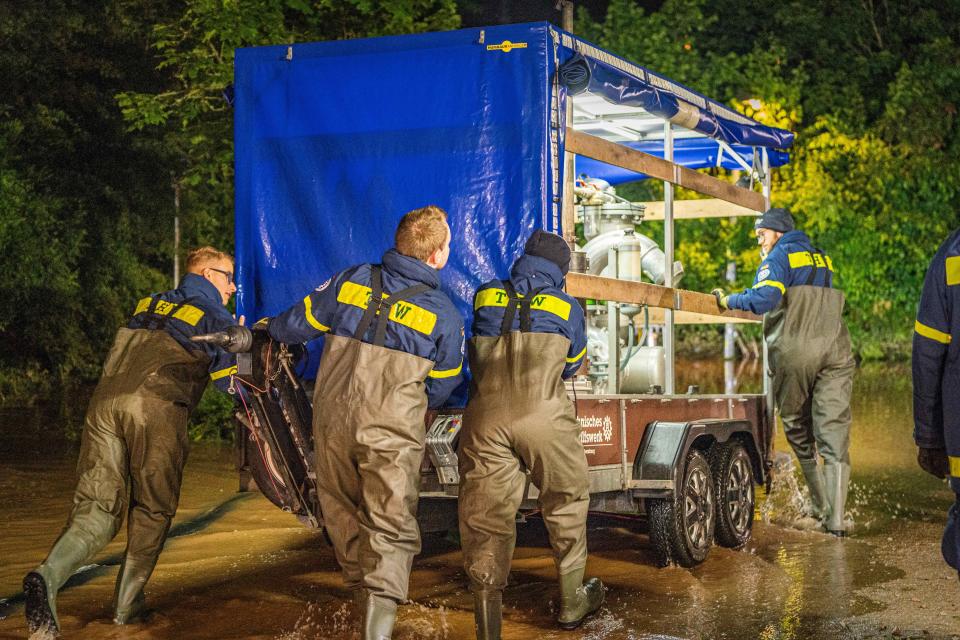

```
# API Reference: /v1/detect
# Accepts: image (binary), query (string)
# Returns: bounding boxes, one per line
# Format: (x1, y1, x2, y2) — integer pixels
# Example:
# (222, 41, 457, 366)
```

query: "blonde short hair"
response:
(394, 205, 449, 262)
(186, 246, 233, 273)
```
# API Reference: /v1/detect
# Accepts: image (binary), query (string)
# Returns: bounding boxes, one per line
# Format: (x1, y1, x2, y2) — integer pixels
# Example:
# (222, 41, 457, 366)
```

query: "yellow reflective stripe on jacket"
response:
(474, 287, 510, 309)
(133, 297, 205, 326)
(210, 365, 238, 381)
(427, 360, 463, 379)
(172, 305, 204, 326)
(474, 288, 572, 321)
(337, 281, 437, 336)
(753, 280, 786, 294)
(950, 456, 960, 478)
(915, 320, 952, 344)
(566, 346, 587, 364)
(134, 296, 152, 315)
(788, 251, 834, 271)
(947, 256, 960, 286)
(303, 294, 330, 332)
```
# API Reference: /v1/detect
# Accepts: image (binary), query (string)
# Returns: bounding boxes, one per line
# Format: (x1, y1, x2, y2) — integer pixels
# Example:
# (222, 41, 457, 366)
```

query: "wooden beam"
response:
(566, 129, 767, 212)
(566, 272, 759, 322)
(646, 308, 758, 325)
(641, 198, 757, 221)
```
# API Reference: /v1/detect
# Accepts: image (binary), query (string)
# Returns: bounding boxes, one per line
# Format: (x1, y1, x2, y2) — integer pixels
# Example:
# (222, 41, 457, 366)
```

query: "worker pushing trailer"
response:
(228, 22, 795, 568)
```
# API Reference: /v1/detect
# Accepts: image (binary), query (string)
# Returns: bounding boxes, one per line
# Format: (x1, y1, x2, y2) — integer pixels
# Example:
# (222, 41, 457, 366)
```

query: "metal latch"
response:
(426, 414, 462, 485)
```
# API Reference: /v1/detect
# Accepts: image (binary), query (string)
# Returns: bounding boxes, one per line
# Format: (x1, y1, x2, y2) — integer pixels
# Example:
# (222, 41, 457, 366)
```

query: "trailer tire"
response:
(648, 448, 716, 568)
(709, 441, 755, 549)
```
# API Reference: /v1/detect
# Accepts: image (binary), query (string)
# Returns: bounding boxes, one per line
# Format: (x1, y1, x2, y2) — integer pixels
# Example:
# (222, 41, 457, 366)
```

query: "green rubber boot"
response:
(112, 556, 157, 624)
(23, 571, 59, 636)
(471, 586, 502, 640)
(362, 592, 397, 640)
(557, 568, 604, 630)
(823, 462, 851, 536)
(24, 526, 104, 635)
(798, 458, 830, 522)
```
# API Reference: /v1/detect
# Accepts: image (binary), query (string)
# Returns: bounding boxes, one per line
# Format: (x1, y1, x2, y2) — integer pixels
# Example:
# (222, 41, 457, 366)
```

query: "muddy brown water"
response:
(0, 362, 958, 639)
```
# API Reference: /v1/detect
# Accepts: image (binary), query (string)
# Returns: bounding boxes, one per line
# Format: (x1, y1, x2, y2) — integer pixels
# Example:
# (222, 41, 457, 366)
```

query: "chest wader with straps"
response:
(457, 282, 603, 639)
(24, 297, 211, 633)
(764, 249, 855, 536)
(309, 265, 434, 640)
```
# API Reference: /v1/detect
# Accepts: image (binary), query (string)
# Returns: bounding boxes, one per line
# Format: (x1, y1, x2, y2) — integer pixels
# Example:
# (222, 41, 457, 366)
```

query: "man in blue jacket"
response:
(458, 230, 602, 640)
(24, 247, 241, 635)
(267, 205, 464, 640)
(912, 227, 960, 573)
(714, 208, 855, 536)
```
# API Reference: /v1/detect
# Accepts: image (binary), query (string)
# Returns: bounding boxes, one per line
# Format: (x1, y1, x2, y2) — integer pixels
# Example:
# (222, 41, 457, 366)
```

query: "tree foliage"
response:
(579, 0, 960, 357)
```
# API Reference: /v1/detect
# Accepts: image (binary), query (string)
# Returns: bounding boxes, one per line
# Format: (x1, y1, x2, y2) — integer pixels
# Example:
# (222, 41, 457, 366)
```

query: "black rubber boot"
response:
(557, 568, 604, 630)
(362, 592, 397, 640)
(23, 571, 59, 636)
(472, 587, 502, 640)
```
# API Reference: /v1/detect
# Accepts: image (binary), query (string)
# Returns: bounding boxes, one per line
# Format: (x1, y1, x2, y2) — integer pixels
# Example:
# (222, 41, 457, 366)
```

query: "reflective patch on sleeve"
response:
(757, 266, 771, 281)
(172, 305, 204, 326)
(566, 346, 587, 364)
(315, 277, 332, 292)
(915, 320, 952, 344)
(210, 365, 238, 381)
(427, 360, 463, 379)
(303, 294, 330, 332)
(950, 456, 960, 478)
(337, 281, 437, 335)
(753, 280, 786, 294)
(947, 256, 960, 286)
(788, 251, 814, 268)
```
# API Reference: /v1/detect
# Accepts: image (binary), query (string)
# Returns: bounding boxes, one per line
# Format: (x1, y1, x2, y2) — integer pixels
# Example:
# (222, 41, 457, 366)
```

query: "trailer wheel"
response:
(709, 441, 755, 549)
(648, 448, 716, 568)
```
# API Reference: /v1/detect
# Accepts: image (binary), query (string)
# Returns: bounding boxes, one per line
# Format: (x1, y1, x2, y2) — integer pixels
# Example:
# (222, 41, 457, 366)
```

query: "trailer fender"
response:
(630, 419, 757, 499)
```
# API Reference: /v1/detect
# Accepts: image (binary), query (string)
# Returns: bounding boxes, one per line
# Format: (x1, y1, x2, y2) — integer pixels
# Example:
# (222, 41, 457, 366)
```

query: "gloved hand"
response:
(918, 447, 950, 479)
(711, 288, 729, 310)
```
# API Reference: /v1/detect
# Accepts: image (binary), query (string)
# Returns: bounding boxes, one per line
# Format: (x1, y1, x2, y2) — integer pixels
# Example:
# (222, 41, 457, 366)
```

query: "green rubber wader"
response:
(312, 334, 433, 602)
(765, 285, 855, 528)
(458, 332, 590, 590)
(35, 328, 209, 621)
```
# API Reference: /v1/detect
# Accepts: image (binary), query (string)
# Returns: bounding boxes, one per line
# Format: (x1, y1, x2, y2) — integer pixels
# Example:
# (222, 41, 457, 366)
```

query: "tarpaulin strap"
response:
(353, 265, 431, 347)
(499, 281, 550, 335)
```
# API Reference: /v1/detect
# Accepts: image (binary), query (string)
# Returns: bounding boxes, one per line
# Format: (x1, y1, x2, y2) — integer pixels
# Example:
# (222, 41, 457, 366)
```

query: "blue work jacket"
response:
(268, 249, 464, 409)
(127, 273, 239, 393)
(913, 228, 960, 477)
(727, 230, 836, 315)
(472, 254, 587, 379)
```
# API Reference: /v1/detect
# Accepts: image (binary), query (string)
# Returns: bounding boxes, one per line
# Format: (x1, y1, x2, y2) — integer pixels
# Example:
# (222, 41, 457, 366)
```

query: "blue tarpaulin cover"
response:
(233, 22, 793, 394)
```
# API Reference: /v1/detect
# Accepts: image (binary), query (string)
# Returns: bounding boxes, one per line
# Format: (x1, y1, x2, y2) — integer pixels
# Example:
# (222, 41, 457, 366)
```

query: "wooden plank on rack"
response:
(566, 272, 759, 322)
(566, 129, 767, 212)
(641, 198, 758, 221)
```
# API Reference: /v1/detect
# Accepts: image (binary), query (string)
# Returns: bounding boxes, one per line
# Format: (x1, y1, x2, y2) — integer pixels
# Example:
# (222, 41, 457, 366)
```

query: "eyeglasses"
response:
(209, 267, 234, 284)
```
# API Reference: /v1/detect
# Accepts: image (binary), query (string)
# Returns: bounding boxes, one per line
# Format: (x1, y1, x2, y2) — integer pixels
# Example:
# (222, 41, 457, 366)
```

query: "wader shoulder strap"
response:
(499, 281, 521, 336)
(498, 282, 550, 335)
(353, 265, 431, 347)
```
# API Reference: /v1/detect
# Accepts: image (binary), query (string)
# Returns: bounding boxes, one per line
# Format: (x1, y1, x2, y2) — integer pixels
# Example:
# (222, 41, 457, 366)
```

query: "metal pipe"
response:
(581, 229, 672, 284)
(663, 121, 675, 394)
(607, 246, 620, 394)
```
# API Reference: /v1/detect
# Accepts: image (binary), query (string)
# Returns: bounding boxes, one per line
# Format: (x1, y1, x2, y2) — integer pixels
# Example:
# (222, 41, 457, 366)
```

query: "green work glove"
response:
(711, 288, 729, 310)
(918, 447, 949, 479)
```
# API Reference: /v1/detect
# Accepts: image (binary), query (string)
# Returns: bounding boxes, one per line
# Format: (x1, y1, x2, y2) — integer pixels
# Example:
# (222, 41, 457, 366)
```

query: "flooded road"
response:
(0, 362, 958, 639)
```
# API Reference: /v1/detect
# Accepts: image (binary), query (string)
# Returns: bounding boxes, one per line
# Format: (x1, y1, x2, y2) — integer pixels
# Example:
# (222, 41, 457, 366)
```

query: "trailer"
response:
(229, 21, 794, 567)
